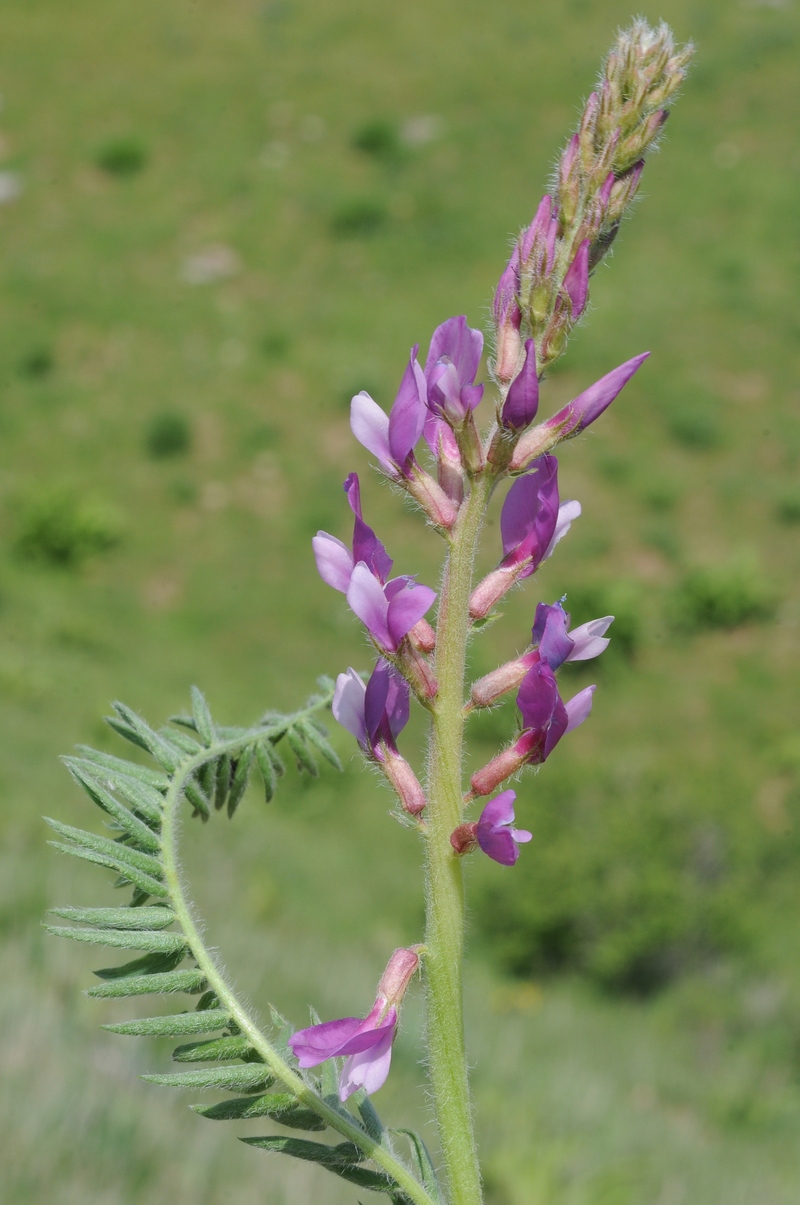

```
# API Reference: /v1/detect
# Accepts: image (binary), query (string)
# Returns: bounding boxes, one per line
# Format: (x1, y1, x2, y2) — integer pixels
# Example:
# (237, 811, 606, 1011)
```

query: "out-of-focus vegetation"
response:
(1, 0, 799, 1202)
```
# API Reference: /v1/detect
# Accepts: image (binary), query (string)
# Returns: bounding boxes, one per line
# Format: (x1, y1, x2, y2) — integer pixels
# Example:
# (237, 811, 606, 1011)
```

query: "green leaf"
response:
(285, 727, 319, 776)
(48, 841, 170, 899)
(256, 742, 277, 802)
(357, 1096, 385, 1142)
(161, 727, 203, 757)
(44, 818, 163, 877)
(172, 1036, 254, 1062)
(45, 926, 187, 954)
(392, 1131, 443, 1204)
(103, 1010, 231, 1037)
(88, 968, 207, 998)
(63, 762, 162, 845)
(190, 685, 216, 745)
(49, 906, 176, 930)
(93, 949, 186, 980)
(107, 703, 180, 771)
(183, 778, 211, 820)
(227, 746, 253, 817)
(74, 746, 168, 790)
(194, 1092, 326, 1130)
(242, 1136, 362, 1166)
(300, 720, 343, 771)
(214, 753, 231, 811)
(142, 1065, 274, 1092)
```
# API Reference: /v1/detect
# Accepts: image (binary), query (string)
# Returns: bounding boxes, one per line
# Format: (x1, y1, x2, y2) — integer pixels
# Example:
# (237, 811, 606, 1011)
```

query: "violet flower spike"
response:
(346, 562, 437, 654)
(424, 315, 484, 425)
(312, 472, 392, 593)
(476, 790, 532, 866)
(288, 946, 420, 1100)
(500, 338, 539, 430)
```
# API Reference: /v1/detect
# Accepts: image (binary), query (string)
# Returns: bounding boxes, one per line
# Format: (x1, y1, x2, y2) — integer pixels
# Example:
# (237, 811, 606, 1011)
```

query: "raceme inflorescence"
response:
(49, 21, 692, 1205)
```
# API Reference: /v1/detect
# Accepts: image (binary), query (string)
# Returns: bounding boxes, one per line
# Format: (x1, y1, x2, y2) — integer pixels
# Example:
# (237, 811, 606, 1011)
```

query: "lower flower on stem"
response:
(288, 946, 422, 1100)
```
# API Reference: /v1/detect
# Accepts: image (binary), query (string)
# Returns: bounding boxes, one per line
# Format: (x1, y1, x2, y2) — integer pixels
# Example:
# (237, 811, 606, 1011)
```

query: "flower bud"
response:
(382, 750, 427, 815)
(469, 566, 518, 620)
(406, 466, 459, 530)
(409, 617, 436, 654)
(450, 822, 478, 856)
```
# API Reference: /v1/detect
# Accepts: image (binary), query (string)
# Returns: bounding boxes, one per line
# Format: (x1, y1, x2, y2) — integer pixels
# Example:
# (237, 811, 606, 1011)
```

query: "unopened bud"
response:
(407, 467, 459, 530)
(494, 321, 523, 384)
(508, 421, 563, 472)
(450, 822, 478, 856)
(398, 641, 438, 700)
(409, 618, 436, 654)
(382, 750, 427, 815)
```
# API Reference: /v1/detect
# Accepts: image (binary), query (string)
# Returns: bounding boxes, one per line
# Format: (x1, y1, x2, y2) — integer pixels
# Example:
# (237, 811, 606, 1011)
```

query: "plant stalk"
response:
(424, 473, 493, 1205)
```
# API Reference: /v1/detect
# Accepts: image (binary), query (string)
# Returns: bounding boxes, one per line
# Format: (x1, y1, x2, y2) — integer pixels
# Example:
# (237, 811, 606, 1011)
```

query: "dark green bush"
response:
(18, 346, 54, 378)
(15, 489, 123, 566)
(145, 412, 191, 459)
(670, 561, 777, 632)
(352, 119, 401, 161)
(330, 198, 388, 238)
(94, 136, 148, 176)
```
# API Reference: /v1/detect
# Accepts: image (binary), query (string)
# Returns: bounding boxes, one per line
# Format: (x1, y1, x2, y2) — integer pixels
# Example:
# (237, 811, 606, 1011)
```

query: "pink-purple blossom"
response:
(312, 473, 392, 593)
(346, 563, 437, 654)
(350, 350, 428, 479)
(332, 660, 409, 758)
(288, 946, 420, 1100)
(563, 238, 590, 318)
(476, 790, 532, 866)
(500, 338, 539, 431)
(423, 316, 484, 425)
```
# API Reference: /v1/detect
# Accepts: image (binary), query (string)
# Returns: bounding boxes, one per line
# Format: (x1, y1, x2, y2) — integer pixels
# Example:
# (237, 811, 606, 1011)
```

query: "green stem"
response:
(159, 728, 437, 1205)
(424, 474, 493, 1205)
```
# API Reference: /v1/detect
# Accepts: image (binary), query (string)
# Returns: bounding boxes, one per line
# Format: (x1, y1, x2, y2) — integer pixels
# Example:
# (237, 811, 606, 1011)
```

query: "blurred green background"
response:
(1, 0, 799, 1201)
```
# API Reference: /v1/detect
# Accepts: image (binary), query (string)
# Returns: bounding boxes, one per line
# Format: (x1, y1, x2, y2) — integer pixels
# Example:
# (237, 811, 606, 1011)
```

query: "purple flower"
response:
(470, 659, 596, 796)
(313, 473, 392, 593)
(469, 456, 580, 619)
(332, 660, 410, 758)
(423, 316, 484, 425)
(350, 348, 428, 478)
(288, 947, 420, 1100)
(563, 238, 589, 318)
(500, 338, 539, 430)
(531, 599, 614, 671)
(493, 251, 523, 383)
(543, 352, 650, 440)
(476, 790, 532, 866)
(346, 562, 436, 654)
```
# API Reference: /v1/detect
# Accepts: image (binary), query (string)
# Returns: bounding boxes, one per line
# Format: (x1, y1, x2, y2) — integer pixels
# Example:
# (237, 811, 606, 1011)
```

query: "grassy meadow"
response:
(1, 0, 800, 1201)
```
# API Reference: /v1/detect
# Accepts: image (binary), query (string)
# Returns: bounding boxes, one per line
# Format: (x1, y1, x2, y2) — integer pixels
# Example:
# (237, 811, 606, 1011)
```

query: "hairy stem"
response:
(424, 474, 493, 1205)
(159, 723, 437, 1205)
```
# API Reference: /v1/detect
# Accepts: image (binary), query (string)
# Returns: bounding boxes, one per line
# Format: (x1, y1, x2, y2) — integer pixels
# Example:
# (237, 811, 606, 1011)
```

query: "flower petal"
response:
(533, 601, 574, 671)
(346, 563, 392, 648)
(339, 1022, 396, 1100)
(566, 616, 614, 662)
(350, 392, 394, 473)
(516, 659, 559, 732)
(478, 789, 517, 829)
(313, 532, 354, 593)
(386, 581, 437, 649)
(565, 684, 596, 732)
(424, 315, 483, 388)
(542, 499, 581, 562)
(388, 349, 427, 468)
(332, 669, 367, 746)
(564, 238, 589, 318)
(500, 455, 559, 560)
(288, 1015, 365, 1067)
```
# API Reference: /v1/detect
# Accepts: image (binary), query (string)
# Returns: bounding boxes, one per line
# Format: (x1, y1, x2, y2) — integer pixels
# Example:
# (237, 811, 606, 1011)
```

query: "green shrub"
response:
(145, 412, 191, 459)
(94, 136, 148, 176)
(330, 198, 388, 238)
(15, 488, 123, 566)
(670, 561, 777, 632)
(351, 119, 401, 161)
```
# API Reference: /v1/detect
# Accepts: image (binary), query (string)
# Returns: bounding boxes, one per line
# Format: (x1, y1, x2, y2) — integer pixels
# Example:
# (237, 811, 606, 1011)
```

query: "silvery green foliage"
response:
(47, 683, 441, 1205)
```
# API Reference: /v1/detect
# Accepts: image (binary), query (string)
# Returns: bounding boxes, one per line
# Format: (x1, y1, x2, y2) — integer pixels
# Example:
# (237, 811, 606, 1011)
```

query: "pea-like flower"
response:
(470, 659, 596, 797)
(469, 598, 613, 709)
(424, 315, 484, 426)
(469, 456, 580, 619)
(450, 790, 532, 866)
(312, 473, 392, 593)
(288, 946, 421, 1101)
